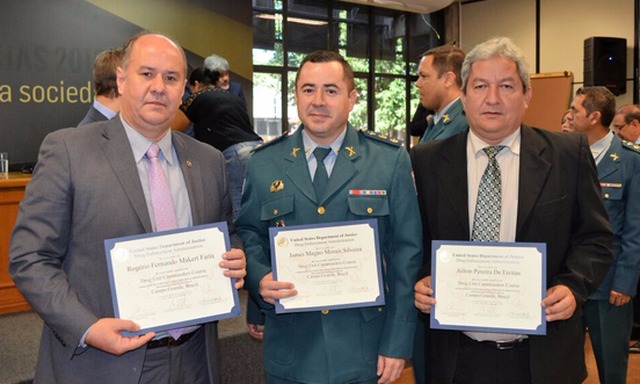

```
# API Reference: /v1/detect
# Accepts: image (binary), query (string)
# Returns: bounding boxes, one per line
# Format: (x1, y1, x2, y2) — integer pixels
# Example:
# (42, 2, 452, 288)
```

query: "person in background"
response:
(203, 53, 246, 106)
(9, 32, 246, 384)
(612, 104, 640, 144)
(78, 48, 123, 126)
(412, 43, 468, 384)
(560, 109, 574, 132)
(407, 104, 432, 141)
(173, 67, 262, 221)
(571, 87, 640, 384)
(415, 44, 468, 143)
(412, 37, 613, 384)
(236, 50, 422, 384)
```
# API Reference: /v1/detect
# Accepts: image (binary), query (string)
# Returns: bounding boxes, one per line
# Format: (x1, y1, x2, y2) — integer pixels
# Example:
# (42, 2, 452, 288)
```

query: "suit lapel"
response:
(516, 126, 552, 235)
(285, 130, 317, 202)
(440, 132, 470, 235)
(597, 136, 621, 180)
(173, 132, 205, 225)
(100, 119, 153, 232)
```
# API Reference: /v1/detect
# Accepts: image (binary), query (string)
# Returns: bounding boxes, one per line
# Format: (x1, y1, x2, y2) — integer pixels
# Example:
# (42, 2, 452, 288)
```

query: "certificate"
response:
(430, 241, 546, 335)
(104, 222, 240, 336)
(269, 219, 384, 314)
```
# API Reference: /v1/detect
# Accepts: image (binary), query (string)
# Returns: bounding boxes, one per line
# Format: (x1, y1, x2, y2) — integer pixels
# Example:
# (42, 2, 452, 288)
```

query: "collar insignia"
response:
(345, 146, 356, 157)
(442, 114, 450, 123)
(610, 153, 619, 161)
(291, 147, 301, 157)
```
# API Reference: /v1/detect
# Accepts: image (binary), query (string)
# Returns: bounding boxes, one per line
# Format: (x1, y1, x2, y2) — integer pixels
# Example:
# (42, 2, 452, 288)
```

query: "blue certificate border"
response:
(269, 219, 385, 314)
(430, 240, 547, 335)
(104, 222, 241, 336)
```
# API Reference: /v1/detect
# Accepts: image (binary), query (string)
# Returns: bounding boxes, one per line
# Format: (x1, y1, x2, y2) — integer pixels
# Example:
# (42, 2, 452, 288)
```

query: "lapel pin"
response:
(270, 180, 284, 192)
(610, 153, 619, 161)
(291, 147, 301, 157)
(345, 146, 356, 157)
(186, 160, 193, 167)
(443, 114, 450, 123)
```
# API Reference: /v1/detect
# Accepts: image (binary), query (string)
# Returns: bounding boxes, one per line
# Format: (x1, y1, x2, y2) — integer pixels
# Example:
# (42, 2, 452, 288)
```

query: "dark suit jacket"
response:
(236, 125, 422, 383)
(78, 104, 109, 126)
(591, 135, 640, 300)
(228, 81, 246, 106)
(9, 118, 240, 384)
(410, 125, 613, 384)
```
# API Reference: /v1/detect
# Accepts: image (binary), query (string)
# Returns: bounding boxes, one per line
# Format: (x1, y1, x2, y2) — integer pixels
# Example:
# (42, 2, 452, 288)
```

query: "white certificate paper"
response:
(430, 241, 546, 335)
(104, 223, 240, 336)
(269, 219, 384, 314)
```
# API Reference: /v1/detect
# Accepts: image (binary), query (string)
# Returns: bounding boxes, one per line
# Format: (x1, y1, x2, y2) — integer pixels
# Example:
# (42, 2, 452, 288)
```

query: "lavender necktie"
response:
(146, 143, 184, 340)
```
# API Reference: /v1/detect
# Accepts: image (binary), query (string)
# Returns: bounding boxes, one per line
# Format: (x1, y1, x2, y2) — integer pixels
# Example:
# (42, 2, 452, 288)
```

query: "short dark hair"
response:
(576, 86, 616, 127)
(93, 48, 122, 97)
(421, 45, 465, 88)
(295, 50, 355, 92)
(188, 67, 221, 87)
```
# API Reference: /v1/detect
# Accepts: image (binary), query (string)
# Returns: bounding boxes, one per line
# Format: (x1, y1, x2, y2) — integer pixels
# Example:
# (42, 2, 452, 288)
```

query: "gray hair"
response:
(203, 54, 230, 72)
(461, 37, 530, 93)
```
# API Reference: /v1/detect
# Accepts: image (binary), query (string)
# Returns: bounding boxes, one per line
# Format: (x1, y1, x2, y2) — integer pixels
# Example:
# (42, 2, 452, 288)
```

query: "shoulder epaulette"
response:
(621, 140, 640, 154)
(253, 131, 291, 152)
(359, 129, 403, 147)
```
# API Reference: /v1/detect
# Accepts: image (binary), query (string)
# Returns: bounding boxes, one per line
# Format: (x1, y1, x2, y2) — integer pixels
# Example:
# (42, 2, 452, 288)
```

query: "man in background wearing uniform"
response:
(415, 45, 468, 143)
(571, 87, 640, 384)
(236, 50, 422, 383)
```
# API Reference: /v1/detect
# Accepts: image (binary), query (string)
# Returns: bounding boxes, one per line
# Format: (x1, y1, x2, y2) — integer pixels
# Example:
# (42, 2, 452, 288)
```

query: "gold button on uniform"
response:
(321, 309, 330, 315)
(604, 193, 609, 199)
(367, 207, 373, 214)
(317, 206, 326, 215)
(273, 209, 279, 215)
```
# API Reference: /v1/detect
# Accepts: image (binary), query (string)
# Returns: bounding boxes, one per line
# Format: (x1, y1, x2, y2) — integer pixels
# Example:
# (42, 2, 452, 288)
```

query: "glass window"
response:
(253, 72, 283, 141)
(375, 76, 406, 140)
(252, 0, 445, 147)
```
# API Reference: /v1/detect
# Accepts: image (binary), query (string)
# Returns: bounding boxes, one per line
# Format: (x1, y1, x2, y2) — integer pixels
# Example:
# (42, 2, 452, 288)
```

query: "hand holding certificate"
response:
(430, 241, 547, 335)
(104, 223, 240, 335)
(269, 219, 384, 313)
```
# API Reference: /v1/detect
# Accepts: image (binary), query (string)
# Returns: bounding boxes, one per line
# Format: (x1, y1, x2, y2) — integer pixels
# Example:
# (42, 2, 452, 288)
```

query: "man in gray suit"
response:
(78, 47, 122, 126)
(9, 32, 246, 384)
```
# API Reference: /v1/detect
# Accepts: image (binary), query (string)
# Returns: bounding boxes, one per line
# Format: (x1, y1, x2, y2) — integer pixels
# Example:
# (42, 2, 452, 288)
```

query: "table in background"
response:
(0, 172, 31, 314)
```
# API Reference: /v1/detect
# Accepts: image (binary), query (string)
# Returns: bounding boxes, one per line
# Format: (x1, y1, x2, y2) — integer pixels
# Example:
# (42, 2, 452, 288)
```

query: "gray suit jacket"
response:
(9, 117, 240, 384)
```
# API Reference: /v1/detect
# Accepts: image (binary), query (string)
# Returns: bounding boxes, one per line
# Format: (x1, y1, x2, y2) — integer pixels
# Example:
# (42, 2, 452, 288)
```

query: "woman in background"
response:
(174, 67, 262, 220)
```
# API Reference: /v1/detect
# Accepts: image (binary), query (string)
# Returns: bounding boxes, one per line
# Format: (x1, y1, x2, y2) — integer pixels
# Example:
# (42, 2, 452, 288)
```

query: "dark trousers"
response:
(584, 299, 633, 384)
(140, 327, 211, 384)
(452, 333, 531, 384)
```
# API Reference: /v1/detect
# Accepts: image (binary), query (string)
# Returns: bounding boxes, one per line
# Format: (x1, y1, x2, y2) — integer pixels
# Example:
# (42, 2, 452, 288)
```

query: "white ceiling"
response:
(340, 0, 456, 14)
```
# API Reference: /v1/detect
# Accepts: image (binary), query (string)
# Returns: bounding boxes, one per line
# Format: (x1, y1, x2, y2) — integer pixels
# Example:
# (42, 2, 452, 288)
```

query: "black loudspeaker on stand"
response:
(584, 37, 627, 96)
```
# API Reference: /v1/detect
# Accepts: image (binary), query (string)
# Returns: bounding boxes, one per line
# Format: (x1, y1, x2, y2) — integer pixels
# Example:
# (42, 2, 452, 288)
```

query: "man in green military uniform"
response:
(236, 50, 422, 383)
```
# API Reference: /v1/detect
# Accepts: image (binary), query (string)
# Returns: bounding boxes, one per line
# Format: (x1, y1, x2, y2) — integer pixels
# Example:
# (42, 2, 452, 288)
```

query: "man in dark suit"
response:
(412, 44, 469, 384)
(9, 32, 246, 384)
(235, 50, 422, 383)
(415, 45, 468, 143)
(571, 86, 640, 384)
(78, 48, 122, 126)
(411, 37, 613, 384)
